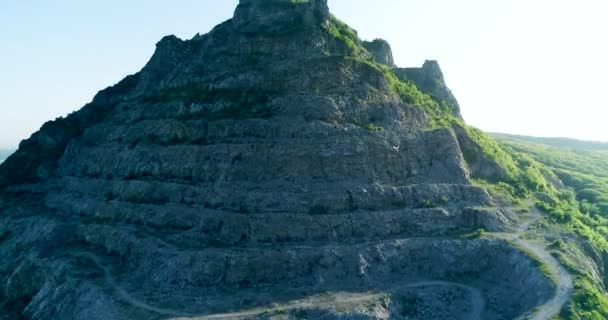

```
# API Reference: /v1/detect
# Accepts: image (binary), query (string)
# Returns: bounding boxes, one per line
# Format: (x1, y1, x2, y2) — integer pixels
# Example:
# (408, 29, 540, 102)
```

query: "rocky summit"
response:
(0, 1, 558, 319)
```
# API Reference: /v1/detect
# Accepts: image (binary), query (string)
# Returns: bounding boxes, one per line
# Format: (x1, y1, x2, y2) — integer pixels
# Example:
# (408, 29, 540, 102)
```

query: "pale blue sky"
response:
(1, 0, 607, 149)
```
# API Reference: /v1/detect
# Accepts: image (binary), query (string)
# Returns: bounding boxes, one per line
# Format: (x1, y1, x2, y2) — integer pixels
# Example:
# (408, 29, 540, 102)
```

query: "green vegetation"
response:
(493, 133, 608, 151)
(417, 199, 436, 208)
(345, 54, 524, 186)
(510, 240, 559, 285)
(486, 135, 608, 319)
(345, 55, 454, 127)
(323, 18, 541, 192)
(567, 278, 608, 319)
(322, 15, 461, 129)
(496, 135, 608, 232)
(322, 15, 368, 56)
(463, 228, 486, 239)
(456, 122, 521, 182)
(365, 124, 384, 132)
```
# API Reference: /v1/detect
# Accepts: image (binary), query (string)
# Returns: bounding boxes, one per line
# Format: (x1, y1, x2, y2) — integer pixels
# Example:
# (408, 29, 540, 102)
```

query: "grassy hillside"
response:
(492, 133, 608, 151)
(494, 134, 608, 216)
(491, 133, 608, 319)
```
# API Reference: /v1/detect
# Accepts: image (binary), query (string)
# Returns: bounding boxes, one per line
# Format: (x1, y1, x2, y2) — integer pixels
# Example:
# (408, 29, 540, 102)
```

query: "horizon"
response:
(1, 0, 607, 149)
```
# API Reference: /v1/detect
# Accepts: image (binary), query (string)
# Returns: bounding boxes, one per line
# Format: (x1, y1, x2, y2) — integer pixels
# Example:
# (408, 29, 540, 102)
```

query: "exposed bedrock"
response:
(0, 213, 554, 319)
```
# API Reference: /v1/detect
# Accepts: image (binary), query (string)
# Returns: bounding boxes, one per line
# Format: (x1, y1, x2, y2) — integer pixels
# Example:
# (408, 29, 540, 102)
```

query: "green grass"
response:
(463, 228, 486, 239)
(487, 135, 608, 318)
(456, 121, 521, 182)
(322, 15, 369, 57)
(567, 278, 608, 320)
(365, 124, 384, 132)
(549, 237, 608, 319)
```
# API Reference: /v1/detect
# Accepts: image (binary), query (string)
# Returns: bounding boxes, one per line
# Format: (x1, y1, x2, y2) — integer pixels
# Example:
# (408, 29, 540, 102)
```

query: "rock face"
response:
(363, 39, 396, 67)
(0, 0, 554, 319)
(452, 124, 514, 182)
(394, 60, 462, 118)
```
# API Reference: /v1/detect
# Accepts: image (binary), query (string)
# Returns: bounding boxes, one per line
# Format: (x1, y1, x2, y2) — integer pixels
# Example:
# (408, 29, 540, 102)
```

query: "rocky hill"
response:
(0, 1, 572, 319)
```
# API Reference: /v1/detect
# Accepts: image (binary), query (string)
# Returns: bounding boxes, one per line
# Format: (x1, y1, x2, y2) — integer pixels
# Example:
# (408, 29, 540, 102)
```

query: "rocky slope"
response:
(0, 0, 558, 319)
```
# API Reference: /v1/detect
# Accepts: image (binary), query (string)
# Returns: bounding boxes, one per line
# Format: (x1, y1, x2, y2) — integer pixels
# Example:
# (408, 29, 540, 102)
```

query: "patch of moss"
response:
(322, 15, 370, 57)
(463, 228, 486, 239)
(365, 124, 384, 132)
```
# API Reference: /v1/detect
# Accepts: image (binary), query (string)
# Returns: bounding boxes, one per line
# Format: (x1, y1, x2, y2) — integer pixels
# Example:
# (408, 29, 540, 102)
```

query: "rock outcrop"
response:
(0, 0, 555, 319)
(394, 60, 462, 118)
(363, 39, 396, 67)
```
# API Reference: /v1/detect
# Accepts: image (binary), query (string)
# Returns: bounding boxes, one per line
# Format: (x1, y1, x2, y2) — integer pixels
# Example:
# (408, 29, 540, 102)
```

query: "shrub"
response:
(365, 124, 384, 132)
(417, 199, 436, 208)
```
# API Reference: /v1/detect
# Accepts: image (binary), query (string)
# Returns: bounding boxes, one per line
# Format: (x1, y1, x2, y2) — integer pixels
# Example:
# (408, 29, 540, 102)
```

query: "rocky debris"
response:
(0, 0, 557, 318)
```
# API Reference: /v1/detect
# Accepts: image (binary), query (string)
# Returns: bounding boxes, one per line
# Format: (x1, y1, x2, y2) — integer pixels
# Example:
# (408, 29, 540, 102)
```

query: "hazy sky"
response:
(1, 0, 607, 149)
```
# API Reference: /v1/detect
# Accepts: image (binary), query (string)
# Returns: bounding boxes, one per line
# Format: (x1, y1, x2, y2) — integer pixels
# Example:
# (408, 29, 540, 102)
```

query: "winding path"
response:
(73, 252, 197, 317)
(75, 202, 572, 320)
(488, 204, 573, 320)
(183, 281, 484, 320)
(79, 250, 483, 320)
